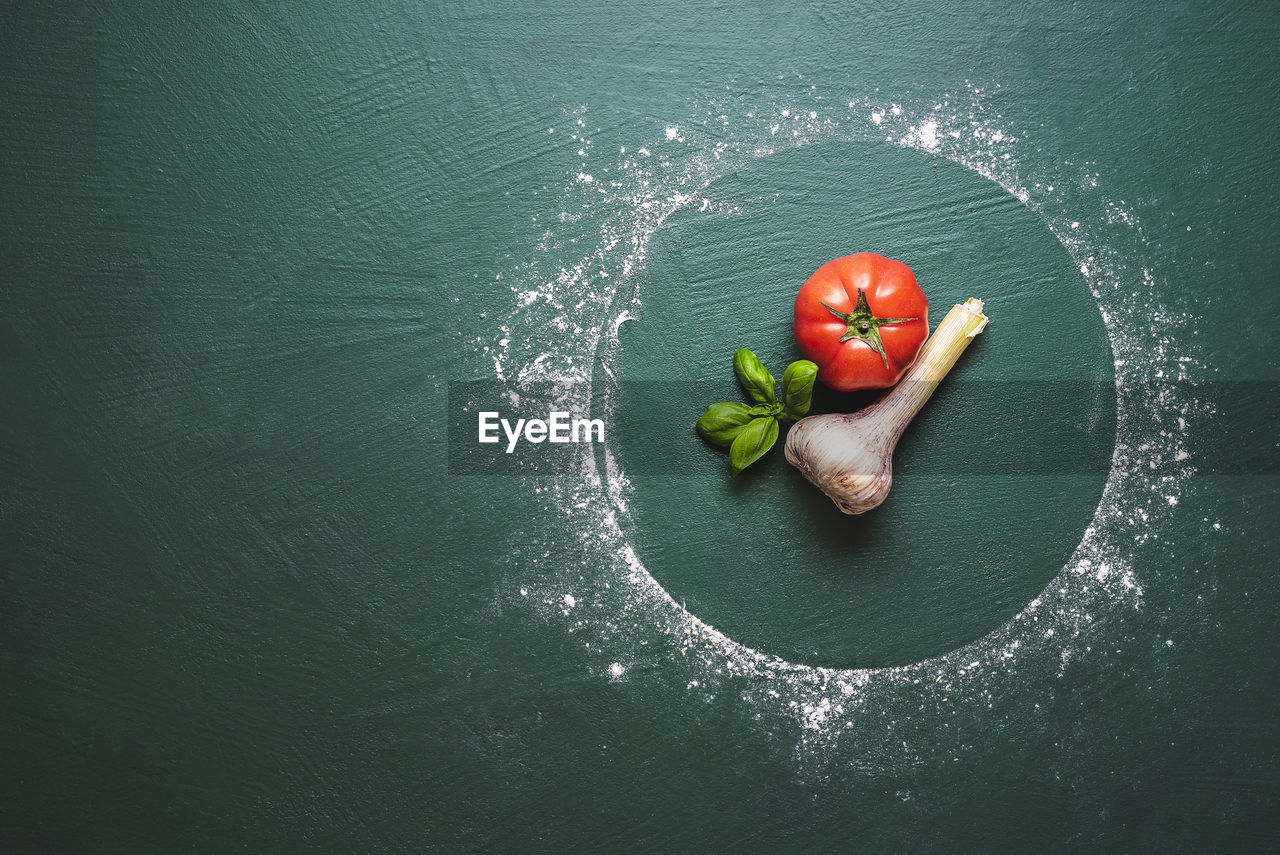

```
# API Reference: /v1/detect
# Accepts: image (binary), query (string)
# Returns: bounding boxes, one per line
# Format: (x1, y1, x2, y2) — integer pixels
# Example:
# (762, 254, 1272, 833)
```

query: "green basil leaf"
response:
(728, 416, 779, 475)
(733, 348, 776, 404)
(696, 401, 753, 447)
(747, 403, 775, 417)
(780, 359, 819, 417)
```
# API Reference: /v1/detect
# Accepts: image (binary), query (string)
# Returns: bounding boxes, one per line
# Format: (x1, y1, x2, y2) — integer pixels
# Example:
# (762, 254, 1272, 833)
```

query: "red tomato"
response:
(793, 253, 930, 392)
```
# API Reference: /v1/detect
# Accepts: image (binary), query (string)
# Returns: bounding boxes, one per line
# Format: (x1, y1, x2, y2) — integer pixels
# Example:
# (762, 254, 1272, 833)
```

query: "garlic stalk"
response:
(784, 298, 989, 514)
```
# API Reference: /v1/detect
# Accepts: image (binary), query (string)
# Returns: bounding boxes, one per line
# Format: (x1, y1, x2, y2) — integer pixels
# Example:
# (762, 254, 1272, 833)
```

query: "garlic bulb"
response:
(785, 298, 989, 514)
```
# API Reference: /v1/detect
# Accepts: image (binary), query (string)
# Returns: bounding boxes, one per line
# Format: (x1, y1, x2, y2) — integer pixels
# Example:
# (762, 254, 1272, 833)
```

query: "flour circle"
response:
(494, 83, 1200, 763)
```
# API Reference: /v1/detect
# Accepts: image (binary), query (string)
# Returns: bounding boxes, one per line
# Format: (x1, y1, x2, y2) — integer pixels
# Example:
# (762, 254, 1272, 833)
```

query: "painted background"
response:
(3, 1, 1277, 851)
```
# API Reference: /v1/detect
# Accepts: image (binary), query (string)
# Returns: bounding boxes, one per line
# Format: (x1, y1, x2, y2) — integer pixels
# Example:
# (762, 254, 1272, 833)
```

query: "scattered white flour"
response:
(490, 82, 1202, 774)
(904, 119, 940, 151)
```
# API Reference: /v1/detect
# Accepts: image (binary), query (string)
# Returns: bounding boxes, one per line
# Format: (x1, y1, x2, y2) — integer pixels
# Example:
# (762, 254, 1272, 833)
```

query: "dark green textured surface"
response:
(2, 1, 1278, 852)
(612, 142, 1116, 668)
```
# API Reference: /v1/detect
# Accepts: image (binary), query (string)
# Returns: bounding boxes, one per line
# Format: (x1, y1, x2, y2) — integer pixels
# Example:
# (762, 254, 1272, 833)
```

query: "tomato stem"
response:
(818, 289, 918, 368)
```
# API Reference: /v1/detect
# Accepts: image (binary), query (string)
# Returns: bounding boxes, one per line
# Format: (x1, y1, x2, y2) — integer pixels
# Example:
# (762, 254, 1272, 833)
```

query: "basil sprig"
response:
(696, 348, 819, 475)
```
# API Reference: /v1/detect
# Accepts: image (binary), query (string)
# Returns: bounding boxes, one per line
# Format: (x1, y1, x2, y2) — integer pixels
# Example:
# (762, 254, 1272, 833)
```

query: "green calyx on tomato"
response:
(819, 288, 918, 369)
(696, 348, 819, 475)
(793, 252, 930, 392)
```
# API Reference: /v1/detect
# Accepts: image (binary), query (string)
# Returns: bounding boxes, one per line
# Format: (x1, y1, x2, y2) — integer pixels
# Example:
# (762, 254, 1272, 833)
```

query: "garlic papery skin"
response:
(784, 298, 989, 514)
